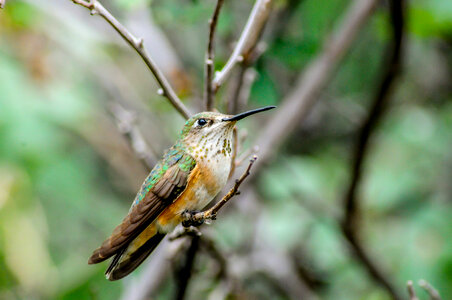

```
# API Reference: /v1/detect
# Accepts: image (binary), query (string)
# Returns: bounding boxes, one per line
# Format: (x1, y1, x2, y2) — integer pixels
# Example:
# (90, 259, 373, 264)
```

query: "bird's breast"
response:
(155, 152, 231, 233)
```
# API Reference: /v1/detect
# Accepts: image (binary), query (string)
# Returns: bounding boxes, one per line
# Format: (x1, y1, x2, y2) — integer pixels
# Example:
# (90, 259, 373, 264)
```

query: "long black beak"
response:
(222, 106, 276, 122)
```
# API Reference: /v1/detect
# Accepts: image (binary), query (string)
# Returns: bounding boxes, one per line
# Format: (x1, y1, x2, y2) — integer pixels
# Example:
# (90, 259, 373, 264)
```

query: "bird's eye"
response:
(197, 118, 208, 127)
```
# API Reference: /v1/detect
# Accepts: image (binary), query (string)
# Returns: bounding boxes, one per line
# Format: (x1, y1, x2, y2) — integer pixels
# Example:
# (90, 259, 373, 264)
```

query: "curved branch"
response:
(71, 0, 191, 119)
(340, 0, 405, 299)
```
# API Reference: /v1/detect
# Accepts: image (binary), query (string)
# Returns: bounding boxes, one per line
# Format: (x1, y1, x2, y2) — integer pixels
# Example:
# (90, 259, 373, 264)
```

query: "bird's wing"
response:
(88, 148, 196, 264)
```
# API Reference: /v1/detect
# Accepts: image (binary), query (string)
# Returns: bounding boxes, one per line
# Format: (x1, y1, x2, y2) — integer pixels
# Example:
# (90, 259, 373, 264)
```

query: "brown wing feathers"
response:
(88, 164, 190, 264)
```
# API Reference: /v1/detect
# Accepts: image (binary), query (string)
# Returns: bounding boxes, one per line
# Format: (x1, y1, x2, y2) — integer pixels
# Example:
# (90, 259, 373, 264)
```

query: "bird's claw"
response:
(181, 210, 205, 227)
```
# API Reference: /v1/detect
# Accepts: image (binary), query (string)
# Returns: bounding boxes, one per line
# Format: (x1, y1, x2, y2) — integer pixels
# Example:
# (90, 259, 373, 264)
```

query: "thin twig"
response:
(71, 0, 191, 119)
(213, 0, 273, 92)
(109, 102, 156, 172)
(340, 1, 405, 299)
(407, 281, 419, 300)
(205, 0, 225, 111)
(419, 279, 441, 300)
(251, 0, 379, 177)
(183, 156, 257, 225)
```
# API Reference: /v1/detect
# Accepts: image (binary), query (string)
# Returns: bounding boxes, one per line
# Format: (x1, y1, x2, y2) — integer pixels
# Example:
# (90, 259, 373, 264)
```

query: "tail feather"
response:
(105, 233, 166, 281)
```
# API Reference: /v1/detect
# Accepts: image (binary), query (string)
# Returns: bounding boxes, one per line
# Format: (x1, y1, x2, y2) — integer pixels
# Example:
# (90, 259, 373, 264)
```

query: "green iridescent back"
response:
(131, 142, 196, 208)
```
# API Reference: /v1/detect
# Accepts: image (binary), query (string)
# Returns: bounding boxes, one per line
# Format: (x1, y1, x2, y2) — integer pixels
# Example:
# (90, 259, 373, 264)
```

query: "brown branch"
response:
(183, 155, 257, 226)
(250, 0, 379, 177)
(213, 0, 273, 92)
(205, 0, 225, 111)
(419, 279, 441, 300)
(71, 0, 191, 119)
(407, 281, 419, 300)
(340, 0, 405, 299)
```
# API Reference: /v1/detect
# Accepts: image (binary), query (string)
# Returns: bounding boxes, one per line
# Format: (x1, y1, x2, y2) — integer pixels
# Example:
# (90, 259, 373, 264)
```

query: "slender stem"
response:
(213, 0, 273, 92)
(407, 281, 419, 300)
(418, 280, 441, 300)
(71, 0, 191, 119)
(109, 102, 156, 171)
(205, 0, 225, 111)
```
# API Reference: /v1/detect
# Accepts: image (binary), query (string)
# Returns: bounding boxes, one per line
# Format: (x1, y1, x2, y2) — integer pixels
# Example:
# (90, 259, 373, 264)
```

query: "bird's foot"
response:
(181, 210, 205, 227)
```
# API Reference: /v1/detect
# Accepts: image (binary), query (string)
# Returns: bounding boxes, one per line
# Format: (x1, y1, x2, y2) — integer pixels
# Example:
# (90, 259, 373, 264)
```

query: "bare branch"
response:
(205, 0, 225, 111)
(213, 0, 273, 91)
(407, 281, 419, 300)
(340, 0, 405, 299)
(71, 0, 191, 119)
(251, 0, 379, 177)
(0, 0, 5, 9)
(183, 155, 257, 226)
(419, 279, 441, 300)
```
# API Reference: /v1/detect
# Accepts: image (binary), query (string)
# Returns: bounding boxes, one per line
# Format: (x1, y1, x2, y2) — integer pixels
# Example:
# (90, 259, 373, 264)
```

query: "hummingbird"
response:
(88, 106, 275, 280)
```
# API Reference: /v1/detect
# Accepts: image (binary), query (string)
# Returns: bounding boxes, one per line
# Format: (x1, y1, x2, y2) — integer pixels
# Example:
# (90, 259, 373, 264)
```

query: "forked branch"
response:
(71, 0, 191, 119)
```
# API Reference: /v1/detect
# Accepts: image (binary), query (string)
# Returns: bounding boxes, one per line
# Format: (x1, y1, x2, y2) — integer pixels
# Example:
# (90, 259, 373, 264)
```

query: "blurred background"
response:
(0, 0, 451, 299)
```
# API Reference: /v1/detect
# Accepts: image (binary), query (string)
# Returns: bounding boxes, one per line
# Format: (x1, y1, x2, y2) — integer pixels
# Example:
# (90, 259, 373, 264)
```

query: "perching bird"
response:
(88, 106, 275, 280)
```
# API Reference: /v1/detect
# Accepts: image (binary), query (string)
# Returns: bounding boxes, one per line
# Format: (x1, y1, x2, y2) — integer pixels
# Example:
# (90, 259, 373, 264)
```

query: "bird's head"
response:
(179, 106, 275, 157)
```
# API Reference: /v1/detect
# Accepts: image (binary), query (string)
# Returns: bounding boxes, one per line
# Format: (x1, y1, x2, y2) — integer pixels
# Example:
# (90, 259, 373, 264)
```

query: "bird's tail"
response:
(105, 232, 166, 281)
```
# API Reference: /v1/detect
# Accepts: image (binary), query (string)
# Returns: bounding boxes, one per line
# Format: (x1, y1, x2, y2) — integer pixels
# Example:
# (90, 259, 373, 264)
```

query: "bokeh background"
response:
(0, 0, 451, 299)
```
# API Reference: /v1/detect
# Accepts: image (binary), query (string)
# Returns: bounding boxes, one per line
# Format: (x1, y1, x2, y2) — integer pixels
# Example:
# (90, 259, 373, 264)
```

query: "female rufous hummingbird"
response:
(88, 106, 275, 280)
